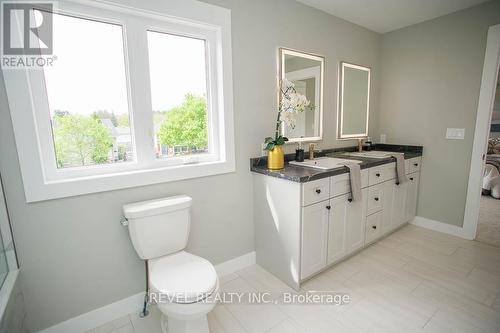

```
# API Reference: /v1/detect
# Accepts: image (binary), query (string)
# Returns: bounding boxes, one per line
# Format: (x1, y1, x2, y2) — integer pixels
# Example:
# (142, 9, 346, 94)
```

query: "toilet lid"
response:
(149, 251, 218, 304)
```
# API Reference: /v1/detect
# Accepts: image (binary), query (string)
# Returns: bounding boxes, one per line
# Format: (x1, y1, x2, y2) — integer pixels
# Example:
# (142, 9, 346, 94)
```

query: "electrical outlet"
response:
(380, 134, 387, 143)
(446, 128, 465, 140)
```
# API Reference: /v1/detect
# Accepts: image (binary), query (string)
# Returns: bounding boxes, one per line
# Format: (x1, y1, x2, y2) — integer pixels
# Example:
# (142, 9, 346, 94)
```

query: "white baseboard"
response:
(410, 216, 471, 239)
(37, 251, 256, 333)
(37, 292, 146, 333)
(214, 251, 256, 277)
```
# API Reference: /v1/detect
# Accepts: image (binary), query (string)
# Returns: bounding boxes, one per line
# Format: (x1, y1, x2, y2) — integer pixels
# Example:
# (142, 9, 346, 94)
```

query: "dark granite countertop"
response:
(250, 144, 423, 183)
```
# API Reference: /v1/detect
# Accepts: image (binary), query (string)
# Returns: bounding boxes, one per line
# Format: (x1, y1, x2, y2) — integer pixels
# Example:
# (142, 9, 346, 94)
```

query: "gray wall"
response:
(0, 0, 380, 331)
(377, 1, 500, 226)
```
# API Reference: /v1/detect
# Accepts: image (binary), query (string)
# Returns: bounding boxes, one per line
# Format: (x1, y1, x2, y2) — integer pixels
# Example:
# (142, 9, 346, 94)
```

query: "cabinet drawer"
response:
(330, 170, 368, 198)
(365, 211, 383, 245)
(367, 183, 384, 215)
(368, 163, 396, 186)
(302, 178, 330, 206)
(408, 157, 421, 174)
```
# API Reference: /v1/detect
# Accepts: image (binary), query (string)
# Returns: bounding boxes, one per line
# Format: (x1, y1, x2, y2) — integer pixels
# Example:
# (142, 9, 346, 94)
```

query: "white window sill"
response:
(25, 159, 235, 202)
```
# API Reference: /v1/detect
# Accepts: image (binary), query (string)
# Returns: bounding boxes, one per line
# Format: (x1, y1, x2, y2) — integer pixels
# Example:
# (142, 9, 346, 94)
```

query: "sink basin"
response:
(289, 157, 362, 170)
(345, 151, 402, 159)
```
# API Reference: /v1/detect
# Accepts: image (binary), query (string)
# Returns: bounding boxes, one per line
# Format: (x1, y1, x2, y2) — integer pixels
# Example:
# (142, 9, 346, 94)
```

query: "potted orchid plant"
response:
(265, 79, 311, 170)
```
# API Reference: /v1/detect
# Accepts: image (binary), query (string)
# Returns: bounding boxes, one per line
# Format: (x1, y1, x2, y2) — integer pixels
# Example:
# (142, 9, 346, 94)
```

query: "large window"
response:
(3, 1, 234, 202)
(43, 12, 133, 168)
(147, 31, 209, 159)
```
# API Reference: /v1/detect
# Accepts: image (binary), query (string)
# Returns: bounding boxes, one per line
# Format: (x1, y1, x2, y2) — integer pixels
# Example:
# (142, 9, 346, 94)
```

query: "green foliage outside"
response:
(54, 114, 113, 167)
(116, 114, 130, 127)
(157, 94, 208, 151)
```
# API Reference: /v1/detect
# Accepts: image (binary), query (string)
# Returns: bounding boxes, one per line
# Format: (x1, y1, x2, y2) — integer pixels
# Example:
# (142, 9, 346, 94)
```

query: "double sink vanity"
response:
(250, 145, 423, 289)
(252, 47, 423, 289)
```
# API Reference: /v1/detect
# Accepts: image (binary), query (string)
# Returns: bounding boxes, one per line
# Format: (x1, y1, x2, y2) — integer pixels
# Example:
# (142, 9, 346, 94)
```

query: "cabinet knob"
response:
(347, 198, 353, 203)
(374, 197, 379, 201)
(326, 205, 331, 210)
(376, 173, 381, 177)
(372, 225, 377, 229)
(414, 163, 418, 167)
(316, 189, 321, 194)
(409, 177, 414, 181)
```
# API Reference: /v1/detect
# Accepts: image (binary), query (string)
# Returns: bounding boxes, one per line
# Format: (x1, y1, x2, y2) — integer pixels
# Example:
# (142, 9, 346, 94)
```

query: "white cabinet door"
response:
(346, 188, 367, 254)
(301, 200, 329, 280)
(405, 172, 420, 222)
(327, 194, 348, 264)
(381, 180, 395, 234)
(391, 180, 408, 228)
(365, 210, 383, 244)
(327, 189, 367, 265)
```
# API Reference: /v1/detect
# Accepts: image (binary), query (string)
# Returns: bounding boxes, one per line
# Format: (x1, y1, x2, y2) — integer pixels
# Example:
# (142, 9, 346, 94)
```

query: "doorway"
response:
(476, 73, 500, 246)
(464, 24, 500, 243)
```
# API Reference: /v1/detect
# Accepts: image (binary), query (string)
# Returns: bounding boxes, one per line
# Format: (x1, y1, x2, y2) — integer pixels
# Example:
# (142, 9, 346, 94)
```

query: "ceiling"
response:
(295, 0, 490, 33)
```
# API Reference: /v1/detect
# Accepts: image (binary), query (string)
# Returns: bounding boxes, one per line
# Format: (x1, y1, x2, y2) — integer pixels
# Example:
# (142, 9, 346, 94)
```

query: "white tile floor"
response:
(88, 225, 500, 333)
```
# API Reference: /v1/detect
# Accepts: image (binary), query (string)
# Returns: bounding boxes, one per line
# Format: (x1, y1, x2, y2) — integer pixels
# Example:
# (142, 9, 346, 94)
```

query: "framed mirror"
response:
(279, 48, 324, 142)
(338, 61, 371, 139)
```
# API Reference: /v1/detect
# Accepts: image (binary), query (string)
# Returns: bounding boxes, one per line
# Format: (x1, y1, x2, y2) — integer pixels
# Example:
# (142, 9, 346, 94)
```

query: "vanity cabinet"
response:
(391, 181, 408, 228)
(326, 190, 367, 267)
(301, 201, 329, 279)
(405, 172, 420, 222)
(253, 156, 422, 290)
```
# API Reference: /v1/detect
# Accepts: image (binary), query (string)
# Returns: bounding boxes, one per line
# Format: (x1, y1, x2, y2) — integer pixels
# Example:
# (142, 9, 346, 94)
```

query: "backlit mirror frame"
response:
(279, 48, 324, 143)
(337, 61, 371, 139)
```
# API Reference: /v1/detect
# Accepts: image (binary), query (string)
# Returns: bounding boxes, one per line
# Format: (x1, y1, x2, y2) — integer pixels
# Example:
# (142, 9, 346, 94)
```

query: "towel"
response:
(343, 162, 362, 202)
(391, 153, 407, 185)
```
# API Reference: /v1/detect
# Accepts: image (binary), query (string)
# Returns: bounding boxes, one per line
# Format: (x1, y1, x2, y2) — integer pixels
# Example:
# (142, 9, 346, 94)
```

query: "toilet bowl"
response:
(123, 196, 218, 333)
(149, 251, 219, 333)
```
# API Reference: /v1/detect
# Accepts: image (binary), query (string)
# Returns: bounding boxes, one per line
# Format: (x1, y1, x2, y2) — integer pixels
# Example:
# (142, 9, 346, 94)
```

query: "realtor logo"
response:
(1, 1, 56, 68)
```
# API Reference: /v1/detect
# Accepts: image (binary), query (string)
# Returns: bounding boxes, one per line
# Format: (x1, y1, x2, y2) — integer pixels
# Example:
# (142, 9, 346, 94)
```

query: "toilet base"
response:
(160, 313, 209, 333)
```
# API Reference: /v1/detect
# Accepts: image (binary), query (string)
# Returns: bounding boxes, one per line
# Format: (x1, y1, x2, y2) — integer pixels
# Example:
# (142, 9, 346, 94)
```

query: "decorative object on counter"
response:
(264, 78, 311, 170)
(295, 142, 305, 162)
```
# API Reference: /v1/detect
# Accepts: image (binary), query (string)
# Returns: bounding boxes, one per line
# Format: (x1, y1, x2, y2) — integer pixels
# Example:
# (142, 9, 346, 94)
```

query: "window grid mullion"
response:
(124, 18, 156, 168)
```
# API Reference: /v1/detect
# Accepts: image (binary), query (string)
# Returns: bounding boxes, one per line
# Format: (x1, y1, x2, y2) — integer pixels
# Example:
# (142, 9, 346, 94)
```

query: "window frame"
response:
(2, 0, 235, 202)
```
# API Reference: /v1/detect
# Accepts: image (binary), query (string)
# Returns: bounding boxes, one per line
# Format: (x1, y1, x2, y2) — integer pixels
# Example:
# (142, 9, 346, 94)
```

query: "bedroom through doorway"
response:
(477, 70, 500, 247)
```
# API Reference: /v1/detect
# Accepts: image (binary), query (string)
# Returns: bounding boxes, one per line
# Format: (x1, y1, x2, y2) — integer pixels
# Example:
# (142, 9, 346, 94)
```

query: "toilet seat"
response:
(149, 251, 218, 304)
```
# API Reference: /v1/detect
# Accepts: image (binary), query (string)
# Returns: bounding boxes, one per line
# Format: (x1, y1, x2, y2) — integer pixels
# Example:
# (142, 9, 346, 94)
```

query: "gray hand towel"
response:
(343, 162, 362, 202)
(391, 153, 408, 185)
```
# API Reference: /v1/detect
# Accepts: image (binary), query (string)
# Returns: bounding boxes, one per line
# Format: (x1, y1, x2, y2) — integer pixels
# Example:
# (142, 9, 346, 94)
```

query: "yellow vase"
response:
(267, 145, 284, 170)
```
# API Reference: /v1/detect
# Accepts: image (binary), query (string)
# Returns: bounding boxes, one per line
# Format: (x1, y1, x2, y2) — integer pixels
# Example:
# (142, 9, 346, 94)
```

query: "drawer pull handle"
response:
(414, 163, 418, 167)
(376, 173, 381, 177)
(374, 197, 379, 201)
(326, 205, 331, 210)
(316, 189, 321, 194)
(372, 225, 377, 229)
(409, 177, 414, 181)
(347, 198, 353, 203)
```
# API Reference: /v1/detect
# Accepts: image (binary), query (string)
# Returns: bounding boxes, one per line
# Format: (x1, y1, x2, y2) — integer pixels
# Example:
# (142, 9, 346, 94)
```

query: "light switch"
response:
(446, 128, 465, 140)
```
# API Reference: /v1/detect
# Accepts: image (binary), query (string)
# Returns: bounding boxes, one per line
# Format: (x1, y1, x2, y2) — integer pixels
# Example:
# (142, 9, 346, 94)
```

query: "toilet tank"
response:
(123, 195, 192, 260)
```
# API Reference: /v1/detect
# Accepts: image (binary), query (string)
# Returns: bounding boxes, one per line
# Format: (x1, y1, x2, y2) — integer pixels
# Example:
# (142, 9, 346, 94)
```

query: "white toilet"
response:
(123, 195, 219, 333)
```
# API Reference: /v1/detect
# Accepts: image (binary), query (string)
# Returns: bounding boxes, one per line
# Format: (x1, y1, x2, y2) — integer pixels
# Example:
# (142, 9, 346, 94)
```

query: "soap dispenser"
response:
(295, 142, 305, 162)
(364, 137, 373, 151)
